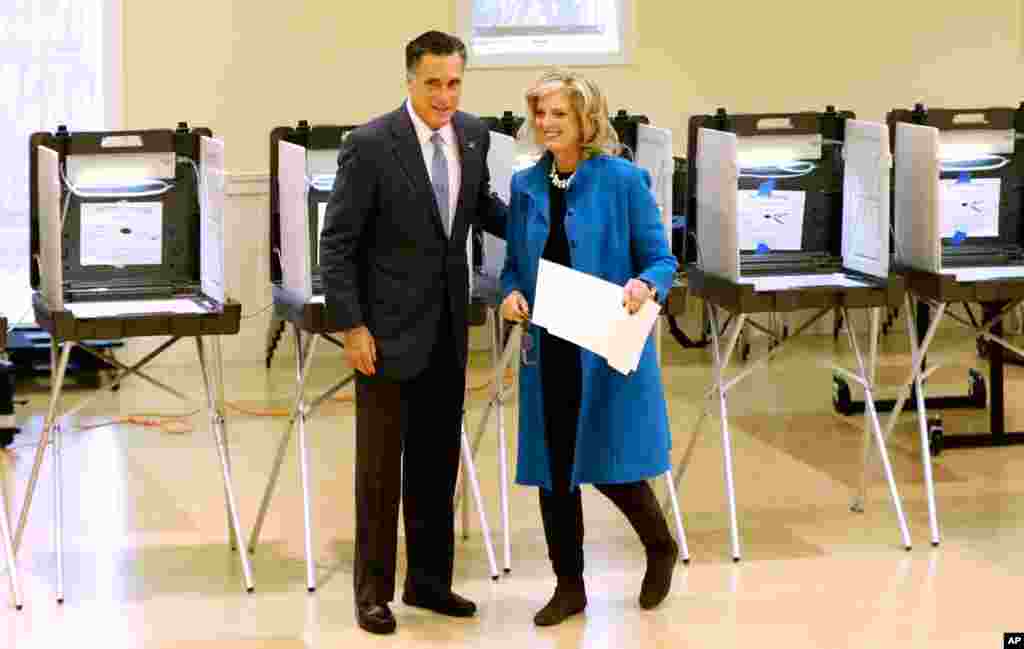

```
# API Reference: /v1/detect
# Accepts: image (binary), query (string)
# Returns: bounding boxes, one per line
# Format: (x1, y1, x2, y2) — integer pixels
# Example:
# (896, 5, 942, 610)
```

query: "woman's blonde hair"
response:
(518, 69, 620, 159)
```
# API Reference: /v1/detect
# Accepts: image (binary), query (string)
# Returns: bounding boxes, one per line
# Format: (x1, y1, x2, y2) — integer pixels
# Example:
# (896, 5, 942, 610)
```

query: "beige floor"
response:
(1, 323, 1023, 648)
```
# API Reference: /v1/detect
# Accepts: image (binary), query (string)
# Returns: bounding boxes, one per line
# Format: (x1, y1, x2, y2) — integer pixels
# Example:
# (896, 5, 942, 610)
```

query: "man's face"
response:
(407, 53, 464, 130)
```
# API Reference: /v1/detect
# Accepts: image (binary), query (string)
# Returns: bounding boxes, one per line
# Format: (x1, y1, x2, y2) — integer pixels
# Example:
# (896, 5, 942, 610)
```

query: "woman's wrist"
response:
(639, 279, 656, 300)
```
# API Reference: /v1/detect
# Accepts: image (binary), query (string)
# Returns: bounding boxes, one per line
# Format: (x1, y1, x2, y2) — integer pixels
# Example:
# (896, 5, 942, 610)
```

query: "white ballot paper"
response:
(605, 300, 661, 374)
(740, 272, 871, 292)
(737, 190, 805, 251)
(942, 266, 1024, 282)
(68, 298, 206, 319)
(532, 260, 658, 375)
(939, 178, 1000, 239)
(80, 202, 163, 267)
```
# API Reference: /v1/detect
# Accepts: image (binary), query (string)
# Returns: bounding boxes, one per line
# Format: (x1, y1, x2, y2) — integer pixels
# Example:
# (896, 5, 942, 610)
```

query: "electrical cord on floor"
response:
(219, 365, 516, 418)
(75, 411, 201, 435)
(0, 358, 518, 452)
(1, 409, 202, 456)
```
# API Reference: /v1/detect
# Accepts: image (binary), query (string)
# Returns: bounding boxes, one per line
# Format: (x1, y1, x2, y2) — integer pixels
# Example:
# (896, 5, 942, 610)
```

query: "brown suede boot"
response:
(533, 576, 587, 626)
(595, 481, 680, 610)
(639, 538, 679, 609)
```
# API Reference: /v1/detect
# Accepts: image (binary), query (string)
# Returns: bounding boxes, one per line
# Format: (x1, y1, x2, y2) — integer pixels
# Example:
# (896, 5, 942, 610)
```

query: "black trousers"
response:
(538, 329, 671, 578)
(353, 309, 465, 605)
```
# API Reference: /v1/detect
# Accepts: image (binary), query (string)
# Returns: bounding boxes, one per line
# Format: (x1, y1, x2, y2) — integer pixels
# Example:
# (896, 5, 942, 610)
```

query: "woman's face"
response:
(534, 89, 582, 158)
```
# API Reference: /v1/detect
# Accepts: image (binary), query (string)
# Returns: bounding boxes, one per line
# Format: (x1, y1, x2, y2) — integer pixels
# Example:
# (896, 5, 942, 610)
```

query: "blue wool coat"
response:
(500, 153, 678, 490)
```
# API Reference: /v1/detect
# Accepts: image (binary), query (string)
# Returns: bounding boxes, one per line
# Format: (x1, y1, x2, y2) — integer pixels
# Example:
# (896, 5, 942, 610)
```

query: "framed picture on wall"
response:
(455, 0, 633, 68)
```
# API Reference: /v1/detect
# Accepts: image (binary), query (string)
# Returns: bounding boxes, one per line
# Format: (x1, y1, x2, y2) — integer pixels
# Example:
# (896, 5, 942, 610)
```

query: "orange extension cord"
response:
(70, 367, 515, 435)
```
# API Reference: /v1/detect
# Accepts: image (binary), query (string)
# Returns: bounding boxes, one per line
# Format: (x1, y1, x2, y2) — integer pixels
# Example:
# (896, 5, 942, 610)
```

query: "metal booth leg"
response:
(459, 421, 499, 580)
(842, 308, 911, 551)
(195, 336, 255, 593)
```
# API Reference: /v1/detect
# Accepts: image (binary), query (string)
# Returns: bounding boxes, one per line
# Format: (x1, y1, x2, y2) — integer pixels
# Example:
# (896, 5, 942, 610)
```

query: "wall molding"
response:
(226, 172, 270, 197)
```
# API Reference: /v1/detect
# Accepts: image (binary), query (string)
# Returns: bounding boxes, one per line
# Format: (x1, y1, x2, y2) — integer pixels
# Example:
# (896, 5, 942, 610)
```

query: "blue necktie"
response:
(430, 132, 451, 237)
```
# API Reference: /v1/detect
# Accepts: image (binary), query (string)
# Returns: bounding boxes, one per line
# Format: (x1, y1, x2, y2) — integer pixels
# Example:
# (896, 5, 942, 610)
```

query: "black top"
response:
(542, 171, 573, 266)
(538, 169, 582, 486)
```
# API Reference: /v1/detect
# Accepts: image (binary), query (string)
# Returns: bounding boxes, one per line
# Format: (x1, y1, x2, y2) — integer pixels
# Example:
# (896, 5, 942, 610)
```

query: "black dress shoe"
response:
(402, 590, 477, 617)
(356, 602, 396, 634)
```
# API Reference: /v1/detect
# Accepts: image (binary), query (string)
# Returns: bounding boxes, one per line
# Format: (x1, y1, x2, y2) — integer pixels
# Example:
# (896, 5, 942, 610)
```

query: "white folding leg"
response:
(292, 329, 318, 592)
(14, 341, 72, 555)
(843, 308, 911, 550)
(13, 341, 71, 605)
(853, 295, 944, 513)
(456, 317, 520, 557)
(904, 298, 1024, 545)
(707, 304, 742, 562)
(195, 336, 255, 592)
(52, 418, 64, 604)
(904, 302, 942, 546)
(251, 330, 362, 591)
(46, 338, 66, 605)
(459, 422, 499, 580)
(0, 457, 23, 610)
(210, 335, 236, 553)
(460, 451, 471, 541)
(662, 470, 690, 564)
(492, 312, 512, 574)
(248, 327, 320, 588)
(667, 311, 746, 508)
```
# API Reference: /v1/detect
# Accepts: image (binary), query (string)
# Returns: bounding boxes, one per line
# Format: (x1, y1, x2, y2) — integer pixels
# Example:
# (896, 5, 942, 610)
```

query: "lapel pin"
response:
(467, 141, 477, 150)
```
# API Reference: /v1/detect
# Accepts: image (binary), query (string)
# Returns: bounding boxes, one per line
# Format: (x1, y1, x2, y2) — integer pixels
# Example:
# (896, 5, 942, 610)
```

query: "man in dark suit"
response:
(320, 30, 507, 635)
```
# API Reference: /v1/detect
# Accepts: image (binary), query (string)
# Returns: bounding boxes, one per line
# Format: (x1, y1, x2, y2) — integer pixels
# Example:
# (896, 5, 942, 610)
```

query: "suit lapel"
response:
(390, 106, 446, 239)
(451, 113, 475, 242)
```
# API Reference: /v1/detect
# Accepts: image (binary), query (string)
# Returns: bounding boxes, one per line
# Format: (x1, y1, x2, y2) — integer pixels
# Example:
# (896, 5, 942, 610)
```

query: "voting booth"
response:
(678, 107, 912, 560)
(856, 103, 1024, 548)
(18, 124, 254, 602)
(252, 122, 503, 587)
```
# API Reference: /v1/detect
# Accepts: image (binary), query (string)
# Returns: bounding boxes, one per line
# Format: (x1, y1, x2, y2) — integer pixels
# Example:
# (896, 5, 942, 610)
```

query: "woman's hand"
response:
(501, 290, 531, 322)
(623, 278, 655, 315)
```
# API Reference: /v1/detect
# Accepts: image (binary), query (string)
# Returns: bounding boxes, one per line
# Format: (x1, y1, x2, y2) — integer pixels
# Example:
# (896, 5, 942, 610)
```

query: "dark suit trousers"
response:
(353, 308, 465, 605)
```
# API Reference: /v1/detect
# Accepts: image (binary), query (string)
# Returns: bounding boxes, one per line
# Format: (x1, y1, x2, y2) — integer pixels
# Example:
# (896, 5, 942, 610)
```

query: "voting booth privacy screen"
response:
(270, 121, 522, 306)
(269, 123, 360, 297)
(687, 108, 892, 286)
(889, 105, 1024, 277)
(29, 126, 227, 308)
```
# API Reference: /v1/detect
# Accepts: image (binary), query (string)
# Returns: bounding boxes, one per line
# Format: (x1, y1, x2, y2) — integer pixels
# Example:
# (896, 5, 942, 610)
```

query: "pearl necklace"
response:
(549, 164, 576, 190)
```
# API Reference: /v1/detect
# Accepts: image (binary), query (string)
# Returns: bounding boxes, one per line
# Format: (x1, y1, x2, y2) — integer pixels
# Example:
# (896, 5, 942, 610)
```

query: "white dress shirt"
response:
(406, 99, 461, 238)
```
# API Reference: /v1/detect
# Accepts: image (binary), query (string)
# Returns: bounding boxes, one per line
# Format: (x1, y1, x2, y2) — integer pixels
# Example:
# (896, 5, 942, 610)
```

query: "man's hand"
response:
(342, 325, 377, 376)
(623, 278, 655, 315)
(500, 290, 530, 323)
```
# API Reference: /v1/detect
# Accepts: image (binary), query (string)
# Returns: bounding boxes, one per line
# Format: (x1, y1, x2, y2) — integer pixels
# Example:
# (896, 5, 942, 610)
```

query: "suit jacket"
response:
(320, 105, 507, 381)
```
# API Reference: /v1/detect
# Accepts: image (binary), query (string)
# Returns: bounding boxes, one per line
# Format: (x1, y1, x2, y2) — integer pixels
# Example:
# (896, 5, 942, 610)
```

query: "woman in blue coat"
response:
(500, 70, 679, 626)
